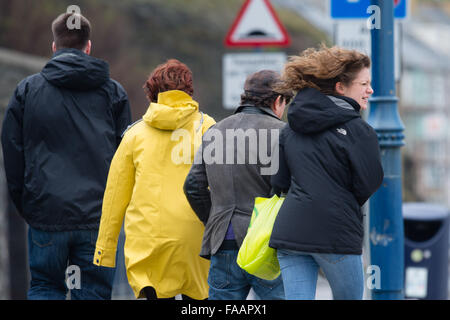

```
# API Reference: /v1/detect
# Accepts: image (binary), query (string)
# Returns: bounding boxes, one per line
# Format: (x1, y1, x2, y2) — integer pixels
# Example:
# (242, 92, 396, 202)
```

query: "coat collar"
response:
(234, 104, 279, 120)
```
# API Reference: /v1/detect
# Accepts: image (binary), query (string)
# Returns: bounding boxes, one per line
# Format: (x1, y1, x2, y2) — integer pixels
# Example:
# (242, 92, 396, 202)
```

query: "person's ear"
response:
(335, 82, 346, 95)
(272, 95, 286, 119)
(52, 41, 57, 53)
(84, 40, 91, 55)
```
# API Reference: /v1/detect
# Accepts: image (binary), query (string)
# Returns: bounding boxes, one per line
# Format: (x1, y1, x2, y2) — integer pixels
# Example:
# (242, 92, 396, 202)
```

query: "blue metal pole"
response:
(368, 0, 405, 300)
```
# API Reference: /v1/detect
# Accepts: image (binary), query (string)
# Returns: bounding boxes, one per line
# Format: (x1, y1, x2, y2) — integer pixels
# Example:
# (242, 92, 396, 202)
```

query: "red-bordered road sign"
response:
(225, 0, 290, 47)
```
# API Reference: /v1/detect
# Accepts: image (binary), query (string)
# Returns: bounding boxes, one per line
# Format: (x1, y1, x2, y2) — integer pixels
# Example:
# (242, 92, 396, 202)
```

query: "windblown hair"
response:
(52, 13, 91, 50)
(275, 44, 371, 96)
(143, 59, 194, 102)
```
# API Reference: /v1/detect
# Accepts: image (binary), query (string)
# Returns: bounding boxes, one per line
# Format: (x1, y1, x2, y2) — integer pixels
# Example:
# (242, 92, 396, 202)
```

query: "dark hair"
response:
(143, 59, 194, 102)
(275, 44, 371, 96)
(240, 70, 293, 109)
(240, 92, 291, 109)
(51, 13, 91, 50)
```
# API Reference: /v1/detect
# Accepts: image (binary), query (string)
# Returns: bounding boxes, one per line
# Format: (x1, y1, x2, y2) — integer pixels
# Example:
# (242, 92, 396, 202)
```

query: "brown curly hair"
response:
(143, 59, 194, 102)
(275, 44, 371, 96)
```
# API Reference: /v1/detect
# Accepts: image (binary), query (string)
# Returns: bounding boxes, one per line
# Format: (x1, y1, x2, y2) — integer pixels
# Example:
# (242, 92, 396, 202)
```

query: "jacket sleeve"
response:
(270, 128, 291, 196)
(1, 82, 26, 216)
(93, 135, 135, 268)
(183, 144, 211, 225)
(112, 81, 132, 147)
(348, 127, 384, 206)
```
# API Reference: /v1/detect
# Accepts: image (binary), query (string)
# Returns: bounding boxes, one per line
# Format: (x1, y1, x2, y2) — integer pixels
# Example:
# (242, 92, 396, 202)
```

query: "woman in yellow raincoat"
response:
(93, 59, 215, 299)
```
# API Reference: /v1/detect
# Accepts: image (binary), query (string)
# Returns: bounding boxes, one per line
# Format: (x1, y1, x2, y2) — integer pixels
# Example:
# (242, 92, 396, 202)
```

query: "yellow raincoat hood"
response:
(143, 90, 199, 130)
(94, 90, 215, 299)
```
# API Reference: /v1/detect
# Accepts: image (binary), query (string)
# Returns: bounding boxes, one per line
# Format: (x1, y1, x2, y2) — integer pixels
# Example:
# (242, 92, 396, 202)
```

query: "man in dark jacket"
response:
(1, 12, 131, 299)
(183, 70, 291, 300)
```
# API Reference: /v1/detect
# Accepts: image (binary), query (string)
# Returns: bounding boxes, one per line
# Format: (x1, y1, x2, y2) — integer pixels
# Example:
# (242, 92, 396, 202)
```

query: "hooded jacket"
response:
(1, 48, 131, 231)
(269, 88, 383, 255)
(93, 90, 215, 299)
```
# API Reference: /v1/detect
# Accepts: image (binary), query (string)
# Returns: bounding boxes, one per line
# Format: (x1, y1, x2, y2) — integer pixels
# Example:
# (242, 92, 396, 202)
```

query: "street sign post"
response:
(367, 0, 405, 300)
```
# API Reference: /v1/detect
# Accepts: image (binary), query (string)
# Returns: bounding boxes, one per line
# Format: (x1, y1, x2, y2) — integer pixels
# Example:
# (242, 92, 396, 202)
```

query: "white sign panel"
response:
(334, 20, 401, 81)
(222, 52, 286, 110)
(334, 21, 371, 55)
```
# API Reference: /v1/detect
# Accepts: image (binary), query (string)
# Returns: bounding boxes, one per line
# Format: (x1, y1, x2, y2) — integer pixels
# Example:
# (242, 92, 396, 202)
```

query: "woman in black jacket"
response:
(269, 45, 384, 300)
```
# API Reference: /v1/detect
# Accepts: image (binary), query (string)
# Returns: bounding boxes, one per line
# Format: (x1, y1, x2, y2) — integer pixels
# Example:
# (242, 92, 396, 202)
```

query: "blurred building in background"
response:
(400, 9, 450, 207)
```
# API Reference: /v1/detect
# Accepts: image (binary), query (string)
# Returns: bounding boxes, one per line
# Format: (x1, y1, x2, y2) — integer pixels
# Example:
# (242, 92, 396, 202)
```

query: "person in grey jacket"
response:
(183, 70, 291, 300)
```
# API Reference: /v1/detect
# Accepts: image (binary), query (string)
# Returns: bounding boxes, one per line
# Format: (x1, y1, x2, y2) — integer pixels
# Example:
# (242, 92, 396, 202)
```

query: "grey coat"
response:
(183, 105, 285, 259)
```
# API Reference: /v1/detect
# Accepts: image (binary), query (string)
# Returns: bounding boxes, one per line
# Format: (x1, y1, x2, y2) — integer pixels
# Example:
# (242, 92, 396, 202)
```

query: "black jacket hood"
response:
(287, 87, 361, 134)
(41, 48, 109, 90)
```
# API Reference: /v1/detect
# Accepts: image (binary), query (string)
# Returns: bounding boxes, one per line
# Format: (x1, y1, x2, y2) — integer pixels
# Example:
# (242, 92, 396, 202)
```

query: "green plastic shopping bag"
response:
(237, 194, 285, 280)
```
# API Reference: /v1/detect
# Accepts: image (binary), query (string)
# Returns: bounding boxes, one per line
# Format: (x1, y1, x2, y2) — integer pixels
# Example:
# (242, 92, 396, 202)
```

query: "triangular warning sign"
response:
(225, 0, 291, 47)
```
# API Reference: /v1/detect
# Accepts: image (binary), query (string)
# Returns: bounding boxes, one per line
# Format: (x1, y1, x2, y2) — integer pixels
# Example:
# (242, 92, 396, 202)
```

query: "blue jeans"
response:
(27, 227, 115, 300)
(277, 249, 364, 300)
(208, 249, 285, 300)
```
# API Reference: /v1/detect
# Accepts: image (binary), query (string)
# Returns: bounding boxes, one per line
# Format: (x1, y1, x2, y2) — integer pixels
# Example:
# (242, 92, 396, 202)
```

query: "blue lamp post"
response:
(368, 0, 405, 300)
